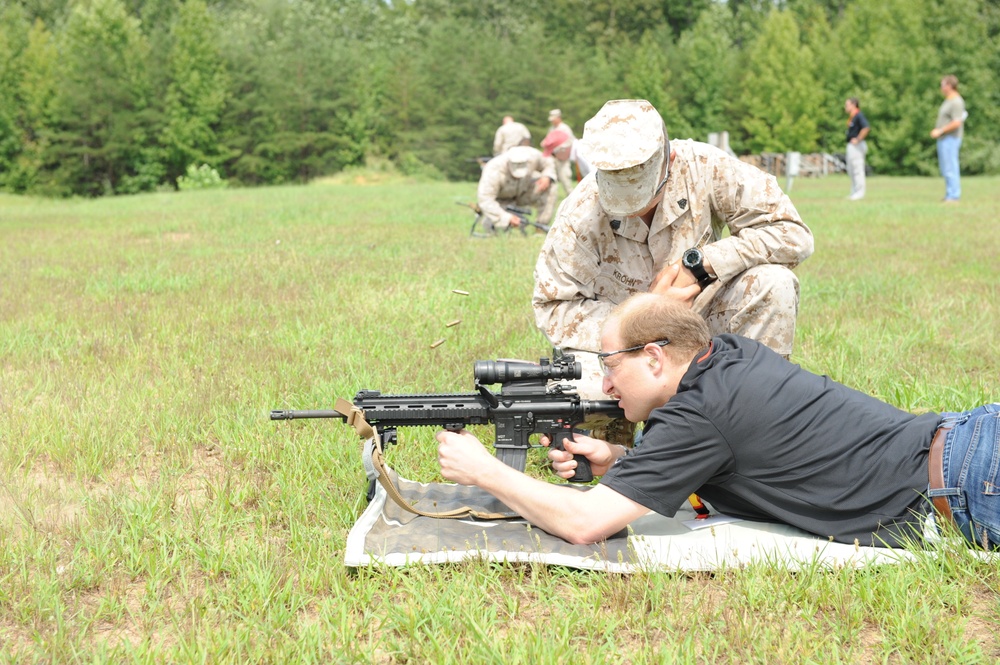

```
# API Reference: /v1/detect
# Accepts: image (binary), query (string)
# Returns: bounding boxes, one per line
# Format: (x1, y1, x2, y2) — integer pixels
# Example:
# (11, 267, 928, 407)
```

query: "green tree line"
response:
(0, 0, 998, 196)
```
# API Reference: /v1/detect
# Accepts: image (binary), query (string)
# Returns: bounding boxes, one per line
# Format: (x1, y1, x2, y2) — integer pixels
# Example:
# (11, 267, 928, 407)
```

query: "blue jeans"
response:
(930, 404, 1000, 548)
(936, 135, 962, 200)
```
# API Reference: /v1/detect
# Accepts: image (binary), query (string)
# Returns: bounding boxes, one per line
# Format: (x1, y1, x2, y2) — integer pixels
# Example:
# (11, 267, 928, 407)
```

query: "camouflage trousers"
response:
(694, 263, 800, 358)
(590, 419, 638, 449)
(554, 158, 575, 197)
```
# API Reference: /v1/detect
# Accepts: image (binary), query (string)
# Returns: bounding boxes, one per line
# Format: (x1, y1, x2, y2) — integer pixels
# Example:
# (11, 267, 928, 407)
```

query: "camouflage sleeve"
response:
(532, 216, 611, 352)
(493, 129, 503, 155)
(476, 162, 507, 222)
(702, 154, 814, 284)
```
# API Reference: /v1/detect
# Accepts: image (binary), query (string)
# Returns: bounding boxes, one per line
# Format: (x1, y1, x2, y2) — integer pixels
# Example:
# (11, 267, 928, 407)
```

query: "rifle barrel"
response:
(270, 409, 346, 420)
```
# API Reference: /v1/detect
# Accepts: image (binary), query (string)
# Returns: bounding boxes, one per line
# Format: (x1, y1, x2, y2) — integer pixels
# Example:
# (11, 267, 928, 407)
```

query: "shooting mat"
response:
(345, 468, 921, 572)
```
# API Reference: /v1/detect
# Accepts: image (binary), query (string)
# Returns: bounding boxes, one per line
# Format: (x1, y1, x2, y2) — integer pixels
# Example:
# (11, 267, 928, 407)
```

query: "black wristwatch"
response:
(682, 247, 716, 290)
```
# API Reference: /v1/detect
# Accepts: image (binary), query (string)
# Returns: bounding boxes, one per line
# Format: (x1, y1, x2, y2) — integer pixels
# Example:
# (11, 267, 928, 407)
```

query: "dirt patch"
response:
(0, 461, 100, 537)
(967, 587, 1000, 658)
(173, 444, 225, 511)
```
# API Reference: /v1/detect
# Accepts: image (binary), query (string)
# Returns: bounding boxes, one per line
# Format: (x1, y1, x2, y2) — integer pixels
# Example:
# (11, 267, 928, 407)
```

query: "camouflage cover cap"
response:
(506, 145, 535, 178)
(581, 99, 667, 216)
(548, 109, 562, 120)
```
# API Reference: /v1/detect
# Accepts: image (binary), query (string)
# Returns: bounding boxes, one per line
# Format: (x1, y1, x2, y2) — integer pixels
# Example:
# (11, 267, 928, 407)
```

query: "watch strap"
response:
(684, 248, 716, 289)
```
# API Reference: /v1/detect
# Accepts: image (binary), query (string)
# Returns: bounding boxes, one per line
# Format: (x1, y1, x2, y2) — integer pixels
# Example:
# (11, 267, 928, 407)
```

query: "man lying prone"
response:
(437, 293, 999, 549)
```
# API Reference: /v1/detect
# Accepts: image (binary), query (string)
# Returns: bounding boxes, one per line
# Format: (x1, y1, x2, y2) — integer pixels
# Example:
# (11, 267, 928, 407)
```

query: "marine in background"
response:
(477, 145, 558, 232)
(493, 115, 532, 156)
(541, 109, 577, 196)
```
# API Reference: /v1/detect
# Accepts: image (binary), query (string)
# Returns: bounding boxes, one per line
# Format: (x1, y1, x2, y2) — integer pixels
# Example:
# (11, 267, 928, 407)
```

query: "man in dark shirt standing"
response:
(436, 293, 1000, 550)
(845, 97, 870, 200)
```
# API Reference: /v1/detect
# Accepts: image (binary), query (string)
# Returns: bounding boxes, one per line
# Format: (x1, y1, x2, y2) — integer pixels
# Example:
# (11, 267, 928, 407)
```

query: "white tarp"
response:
(345, 471, 921, 572)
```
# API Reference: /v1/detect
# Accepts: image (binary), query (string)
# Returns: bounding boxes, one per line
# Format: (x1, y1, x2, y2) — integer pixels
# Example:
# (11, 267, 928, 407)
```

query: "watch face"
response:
(683, 248, 701, 268)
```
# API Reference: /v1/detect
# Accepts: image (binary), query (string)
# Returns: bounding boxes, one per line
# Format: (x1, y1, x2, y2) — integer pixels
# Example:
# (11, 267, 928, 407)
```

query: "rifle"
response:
(466, 156, 493, 168)
(457, 201, 550, 237)
(271, 353, 624, 496)
(503, 206, 551, 235)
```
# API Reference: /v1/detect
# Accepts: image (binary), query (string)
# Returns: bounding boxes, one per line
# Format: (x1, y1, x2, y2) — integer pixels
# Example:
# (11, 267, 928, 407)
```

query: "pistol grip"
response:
(553, 430, 592, 483)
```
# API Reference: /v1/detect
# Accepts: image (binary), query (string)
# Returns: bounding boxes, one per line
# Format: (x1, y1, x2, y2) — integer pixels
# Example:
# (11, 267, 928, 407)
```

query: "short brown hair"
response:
(942, 75, 959, 90)
(609, 294, 711, 359)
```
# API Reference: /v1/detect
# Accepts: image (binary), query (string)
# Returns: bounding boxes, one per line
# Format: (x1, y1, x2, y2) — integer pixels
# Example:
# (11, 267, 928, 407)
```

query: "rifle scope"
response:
(474, 356, 581, 385)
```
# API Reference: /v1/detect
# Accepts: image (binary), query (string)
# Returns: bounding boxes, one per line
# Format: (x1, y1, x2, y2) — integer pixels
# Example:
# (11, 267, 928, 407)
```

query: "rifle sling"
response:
(335, 398, 519, 521)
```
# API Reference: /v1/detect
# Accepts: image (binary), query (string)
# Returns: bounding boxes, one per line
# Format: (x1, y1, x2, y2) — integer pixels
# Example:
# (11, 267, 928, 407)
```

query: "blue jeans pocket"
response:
(950, 408, 1000, 547)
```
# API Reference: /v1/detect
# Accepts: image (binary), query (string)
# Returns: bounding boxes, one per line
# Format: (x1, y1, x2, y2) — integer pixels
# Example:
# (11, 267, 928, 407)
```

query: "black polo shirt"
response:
(847, 111, 869, 142)
(600, 335, 940, 547)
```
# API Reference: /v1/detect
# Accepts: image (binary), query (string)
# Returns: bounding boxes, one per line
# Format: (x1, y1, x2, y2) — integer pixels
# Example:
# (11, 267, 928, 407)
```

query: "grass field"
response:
(1, 174, 999, 662)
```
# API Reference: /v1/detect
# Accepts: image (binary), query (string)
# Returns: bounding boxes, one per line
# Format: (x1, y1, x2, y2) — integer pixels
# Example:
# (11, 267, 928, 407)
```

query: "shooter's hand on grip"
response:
(545, 432, 621, 481)
(539, 433, 626, 479)
(551, 429, 592, 482)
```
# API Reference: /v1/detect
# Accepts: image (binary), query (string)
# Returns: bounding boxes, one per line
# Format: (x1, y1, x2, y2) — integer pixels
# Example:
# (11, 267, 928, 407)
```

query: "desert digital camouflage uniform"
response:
(533, 139, 814, 401)
(543, 121, 576, 195)
(477, 147, 559, 230)
(493, 121, 532, 155)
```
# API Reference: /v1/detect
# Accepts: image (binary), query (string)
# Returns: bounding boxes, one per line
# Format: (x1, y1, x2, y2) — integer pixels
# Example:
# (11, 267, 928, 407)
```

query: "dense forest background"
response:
(1, 0, 998, 196)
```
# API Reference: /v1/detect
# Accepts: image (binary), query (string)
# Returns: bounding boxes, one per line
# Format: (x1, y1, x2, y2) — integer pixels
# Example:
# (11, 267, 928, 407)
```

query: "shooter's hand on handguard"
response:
(436, 429, 500, 486)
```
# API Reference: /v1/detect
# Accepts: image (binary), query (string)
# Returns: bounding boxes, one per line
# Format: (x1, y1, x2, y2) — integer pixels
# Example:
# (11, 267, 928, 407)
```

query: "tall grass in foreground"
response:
(0, 175, 998, 663)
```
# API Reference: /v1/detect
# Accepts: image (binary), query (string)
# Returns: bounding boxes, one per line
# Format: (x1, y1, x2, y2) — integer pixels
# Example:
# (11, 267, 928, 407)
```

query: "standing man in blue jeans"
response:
(930, 74, 966, 203)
